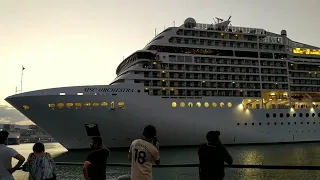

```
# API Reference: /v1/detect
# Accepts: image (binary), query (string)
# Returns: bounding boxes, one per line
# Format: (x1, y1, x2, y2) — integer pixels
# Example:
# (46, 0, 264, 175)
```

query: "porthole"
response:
(227, 102, 232, 108)
(286, 113, 290, 117)
(118, 102, 125, 108)
(267, 122, 270, 125)
(259, 123, 262, 125)
(252, 123, 254, 125)
(273, 113, 276, 118)
(301, 122, 303, 124)
(280, 113, 283, 118)
(180, 102, 185, 107)
(274, 122, 277, 125)
(266, 113, 270, 118)
(237, 123, 240, 126)
(57, 103, 64, 108)
(312, 113, 316, 117)
(188, 102, 193, 107)
(281, 122, 283, 125)
(245, 123, 247, 126)
(196, 102, 201, 107)
(293, 113, 296, 117)
(318, 113, 320, 117)
(299, 113, 303, 117)
(172, 102, 177, 108)
(306, 113, 309, 117)
(288, 122, 290, 125)
(212, 102, 217, 108)
(307, 122, 309, 124)
(101, 102, 108, 106)
(84, 102, 91, 106)
(48, 104, 55, 108)
(314, 122, 316, 124)
(204, 102, 209, 107)
(75, 103, 82, 107)
(23, 105, 30, 110)
(220, 102, 225, 108)
(92, 102, 100, 107)
(294, 122, 297, 124)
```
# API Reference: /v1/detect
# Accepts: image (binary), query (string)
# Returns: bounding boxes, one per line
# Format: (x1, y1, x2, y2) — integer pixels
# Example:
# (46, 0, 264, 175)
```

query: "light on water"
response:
(8, 143, 320, 180)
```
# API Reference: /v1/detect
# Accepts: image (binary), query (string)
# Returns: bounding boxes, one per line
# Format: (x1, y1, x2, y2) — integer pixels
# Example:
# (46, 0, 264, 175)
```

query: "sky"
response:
(0, 0, 319, 125)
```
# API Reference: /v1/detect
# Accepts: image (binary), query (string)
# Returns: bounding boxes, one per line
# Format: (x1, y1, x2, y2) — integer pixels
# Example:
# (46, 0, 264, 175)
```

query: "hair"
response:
(206, 131, 220, 144)
(33, 142, 45, 152)
(142, 125, 157, 138)
(91, 136, 103, 147)
(0, 131, 9, 144)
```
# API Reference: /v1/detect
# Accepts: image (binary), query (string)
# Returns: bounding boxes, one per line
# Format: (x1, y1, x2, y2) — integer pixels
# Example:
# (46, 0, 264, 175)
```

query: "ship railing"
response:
(18, 162, 320, 179)
(192, 23, 266, 35)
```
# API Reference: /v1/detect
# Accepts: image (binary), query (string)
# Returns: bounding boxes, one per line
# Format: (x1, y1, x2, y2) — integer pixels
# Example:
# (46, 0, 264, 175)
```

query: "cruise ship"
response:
(5, 16, 320, 150)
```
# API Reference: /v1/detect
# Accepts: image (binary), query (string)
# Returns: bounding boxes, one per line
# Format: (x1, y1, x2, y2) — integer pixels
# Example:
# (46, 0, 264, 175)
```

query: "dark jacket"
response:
(198, 143, 233, 180)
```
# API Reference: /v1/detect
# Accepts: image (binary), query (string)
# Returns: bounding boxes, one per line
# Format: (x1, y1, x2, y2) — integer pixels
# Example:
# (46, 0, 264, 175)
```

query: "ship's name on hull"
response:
(84, 87, 134, 93)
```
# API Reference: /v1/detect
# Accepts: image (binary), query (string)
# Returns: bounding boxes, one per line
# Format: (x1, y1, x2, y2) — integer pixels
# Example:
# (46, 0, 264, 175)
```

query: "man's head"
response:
(142, 125, 157, 139)
(206, 131, 220, 144)
(90, 136, 103, 149)
(0, 131, 9, 144)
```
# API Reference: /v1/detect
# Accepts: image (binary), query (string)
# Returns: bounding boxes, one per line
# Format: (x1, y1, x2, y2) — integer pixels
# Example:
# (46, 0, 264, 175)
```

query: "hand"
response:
(7, 168, 16, 174)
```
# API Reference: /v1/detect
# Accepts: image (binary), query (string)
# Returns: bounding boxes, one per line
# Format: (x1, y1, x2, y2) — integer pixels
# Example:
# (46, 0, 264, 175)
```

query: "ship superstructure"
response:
(5, 17, 320, 149)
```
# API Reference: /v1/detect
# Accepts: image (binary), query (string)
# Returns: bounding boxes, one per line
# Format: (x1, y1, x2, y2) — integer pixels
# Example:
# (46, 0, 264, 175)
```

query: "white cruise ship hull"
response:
(5, 84, 320, 150)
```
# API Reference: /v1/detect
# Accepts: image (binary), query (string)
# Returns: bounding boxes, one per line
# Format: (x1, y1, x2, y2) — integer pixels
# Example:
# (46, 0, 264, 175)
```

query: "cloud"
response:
(0, 105, 34, 125)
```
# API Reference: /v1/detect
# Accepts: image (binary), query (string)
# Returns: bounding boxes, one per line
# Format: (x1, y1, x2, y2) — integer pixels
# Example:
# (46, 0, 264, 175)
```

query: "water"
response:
(9, 143, 320, 180)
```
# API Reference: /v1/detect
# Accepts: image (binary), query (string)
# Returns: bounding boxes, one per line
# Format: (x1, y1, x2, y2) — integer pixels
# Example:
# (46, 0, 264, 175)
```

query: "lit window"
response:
(172, 102, 177, 108)
(57, 103, 64, 108)
(59, 93, 65, 96)
(180, 102, 185, 107)
(23, 105, 30, 110)
(204, 102, 209, 107)
(75, 103, 82, 107)
(188, 102, 193, 107)
(212, 102, 217, 108)
(101, 102, 108, 106)
(92, 103, 99, 107)
(111, 101, 115, 109)
(196, 102, 201, 107)
(48, 104, 55, 108)
(220, 102, 225, 108)
(84, 102, 91, 106)
(227, 102, 232, 108)
(118, 102, 125, 108)
(66, 103, 73, 107)
(77, 93, 83, 96)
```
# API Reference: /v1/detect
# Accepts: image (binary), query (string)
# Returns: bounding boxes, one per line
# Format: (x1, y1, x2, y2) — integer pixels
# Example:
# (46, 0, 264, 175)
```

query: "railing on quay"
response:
(46, 162, 320, 170)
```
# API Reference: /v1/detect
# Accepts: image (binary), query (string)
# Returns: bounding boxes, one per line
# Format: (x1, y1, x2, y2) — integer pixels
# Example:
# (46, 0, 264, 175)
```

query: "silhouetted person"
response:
(128, 125, 160, 180)
(0, 130, 25, 180)
(83, 137, 110, 180)
(198, 131, 233, 180)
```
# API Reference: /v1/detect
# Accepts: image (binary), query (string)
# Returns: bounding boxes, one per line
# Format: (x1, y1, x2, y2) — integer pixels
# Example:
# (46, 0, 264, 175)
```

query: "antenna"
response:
(155, 28, 156, 37)
(15, 87, 17, 94)
(173, 21, 175, 27)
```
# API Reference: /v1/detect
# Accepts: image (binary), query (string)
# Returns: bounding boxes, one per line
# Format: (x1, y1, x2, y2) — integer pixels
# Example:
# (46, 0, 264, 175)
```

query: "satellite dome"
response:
(281, 30, 287, 36)
(184, 17, 196, 28)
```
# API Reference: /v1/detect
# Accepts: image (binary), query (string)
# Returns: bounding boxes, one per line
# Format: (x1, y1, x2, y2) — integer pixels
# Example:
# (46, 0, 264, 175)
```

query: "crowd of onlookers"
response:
(0, 125, 233, 180)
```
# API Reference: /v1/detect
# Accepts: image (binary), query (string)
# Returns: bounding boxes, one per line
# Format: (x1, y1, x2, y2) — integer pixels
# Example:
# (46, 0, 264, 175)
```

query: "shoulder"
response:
(5, 146, 18, 156)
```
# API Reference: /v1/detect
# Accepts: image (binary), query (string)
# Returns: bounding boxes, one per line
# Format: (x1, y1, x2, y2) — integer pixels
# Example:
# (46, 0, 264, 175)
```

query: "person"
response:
(198, 131, 233, 180)
(128, 125, 160, 180)
(23, 142, 56, 180)
(83, 137, 110, 180)
(0, 130, 25, 180)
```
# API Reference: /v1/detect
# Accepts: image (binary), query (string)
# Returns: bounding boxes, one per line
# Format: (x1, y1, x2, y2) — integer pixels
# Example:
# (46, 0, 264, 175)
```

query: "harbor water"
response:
(10, 142, 320, 180)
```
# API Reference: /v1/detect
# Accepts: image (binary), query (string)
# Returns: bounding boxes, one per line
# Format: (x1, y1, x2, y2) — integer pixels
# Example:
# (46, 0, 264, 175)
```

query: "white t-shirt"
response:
(0, 144, 19, 180)
(129, 139, 160, 180)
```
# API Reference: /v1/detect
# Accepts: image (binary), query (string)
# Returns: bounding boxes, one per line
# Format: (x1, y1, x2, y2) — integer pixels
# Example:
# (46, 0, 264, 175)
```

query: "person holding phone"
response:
(128, 125, 160, 180)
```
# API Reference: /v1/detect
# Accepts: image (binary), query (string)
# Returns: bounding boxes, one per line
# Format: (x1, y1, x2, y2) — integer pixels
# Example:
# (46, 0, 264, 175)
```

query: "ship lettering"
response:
(84, 88, 134, 93)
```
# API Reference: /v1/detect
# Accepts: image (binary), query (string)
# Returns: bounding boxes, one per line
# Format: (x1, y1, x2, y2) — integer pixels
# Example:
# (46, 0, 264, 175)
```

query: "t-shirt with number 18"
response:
(129, 139, 160, 180)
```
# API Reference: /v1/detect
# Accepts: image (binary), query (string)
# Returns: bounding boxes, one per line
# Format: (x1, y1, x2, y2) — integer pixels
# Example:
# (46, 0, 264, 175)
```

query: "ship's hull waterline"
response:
(5, 86, 320, 150)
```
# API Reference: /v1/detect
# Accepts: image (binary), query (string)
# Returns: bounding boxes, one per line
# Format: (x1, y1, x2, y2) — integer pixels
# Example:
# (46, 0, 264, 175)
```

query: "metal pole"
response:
(21, 66, 24, 92)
